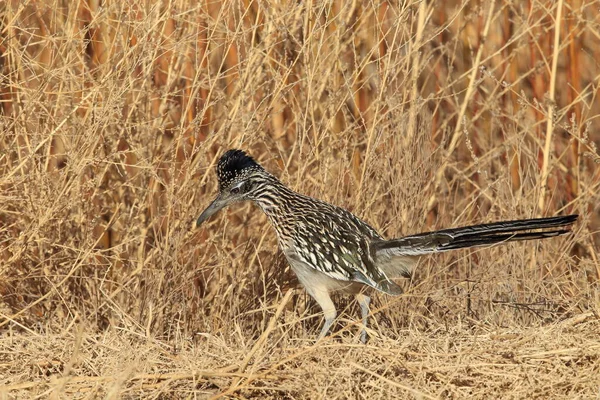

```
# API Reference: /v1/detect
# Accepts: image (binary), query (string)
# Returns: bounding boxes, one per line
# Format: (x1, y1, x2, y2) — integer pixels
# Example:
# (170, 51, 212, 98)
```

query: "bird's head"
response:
(196, 149, 268, 227)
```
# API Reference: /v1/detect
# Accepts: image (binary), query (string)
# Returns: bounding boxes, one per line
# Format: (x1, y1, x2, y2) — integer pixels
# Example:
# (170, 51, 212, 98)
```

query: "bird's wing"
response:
(287, 205, 403, 295)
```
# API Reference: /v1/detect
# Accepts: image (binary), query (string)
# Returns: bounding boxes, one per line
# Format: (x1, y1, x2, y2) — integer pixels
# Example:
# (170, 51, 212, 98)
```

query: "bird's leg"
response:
(355, 293, 371, 343)
(309, 290, 337, 341)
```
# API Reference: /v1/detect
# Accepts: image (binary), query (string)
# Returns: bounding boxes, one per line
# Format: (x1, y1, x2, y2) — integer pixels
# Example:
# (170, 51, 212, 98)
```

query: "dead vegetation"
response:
(0, 0, 598, 398)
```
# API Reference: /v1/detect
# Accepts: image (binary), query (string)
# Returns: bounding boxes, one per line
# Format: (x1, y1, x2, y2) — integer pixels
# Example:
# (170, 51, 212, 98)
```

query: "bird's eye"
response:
(231, 186, 240, 195)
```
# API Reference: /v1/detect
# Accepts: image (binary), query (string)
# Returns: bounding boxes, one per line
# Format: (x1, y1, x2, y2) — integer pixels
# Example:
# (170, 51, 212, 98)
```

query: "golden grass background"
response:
(0, 0, 599, 398)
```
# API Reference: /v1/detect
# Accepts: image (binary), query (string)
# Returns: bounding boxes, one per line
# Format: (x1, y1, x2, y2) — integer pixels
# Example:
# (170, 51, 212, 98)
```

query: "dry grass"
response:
(0, 0, 599, 398)
(2, 313, 599, 398)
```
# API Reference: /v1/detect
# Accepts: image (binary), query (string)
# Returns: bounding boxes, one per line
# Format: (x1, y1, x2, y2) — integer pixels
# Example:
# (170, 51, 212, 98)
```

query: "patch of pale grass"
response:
(1, 314, 598, 398)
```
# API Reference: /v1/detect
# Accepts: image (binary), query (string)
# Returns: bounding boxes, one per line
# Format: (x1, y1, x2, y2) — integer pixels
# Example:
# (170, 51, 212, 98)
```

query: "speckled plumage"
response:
(196, 149, 578, 342)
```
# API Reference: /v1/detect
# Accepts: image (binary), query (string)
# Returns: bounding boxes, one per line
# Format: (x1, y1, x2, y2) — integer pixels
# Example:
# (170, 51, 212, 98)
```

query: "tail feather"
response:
(439, 229, 571, 251)
(373, 214, 578, 257)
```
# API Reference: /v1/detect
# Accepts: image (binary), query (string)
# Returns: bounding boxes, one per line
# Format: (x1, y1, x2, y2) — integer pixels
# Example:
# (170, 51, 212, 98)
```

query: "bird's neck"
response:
(252, 178, 301, 240)
(253, 178, 295, 214)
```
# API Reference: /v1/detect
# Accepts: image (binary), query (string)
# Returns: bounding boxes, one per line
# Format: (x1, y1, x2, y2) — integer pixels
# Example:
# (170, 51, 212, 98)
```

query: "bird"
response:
(196, 149, 578, 343)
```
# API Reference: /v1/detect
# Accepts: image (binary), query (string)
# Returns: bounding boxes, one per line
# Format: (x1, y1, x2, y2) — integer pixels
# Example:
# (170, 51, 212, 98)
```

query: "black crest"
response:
(216, 149, 261, 188)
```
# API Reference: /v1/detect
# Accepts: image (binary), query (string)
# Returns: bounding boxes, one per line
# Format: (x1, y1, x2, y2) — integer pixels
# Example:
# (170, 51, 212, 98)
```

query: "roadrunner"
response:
(196, 149, 578, 342)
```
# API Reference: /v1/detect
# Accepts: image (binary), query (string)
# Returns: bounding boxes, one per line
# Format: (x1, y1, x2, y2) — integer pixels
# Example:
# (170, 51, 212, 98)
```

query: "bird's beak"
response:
(196, 194, 228, 227)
